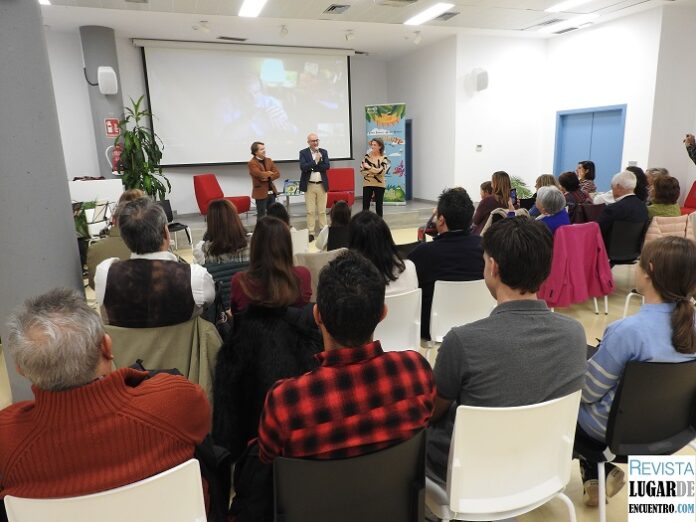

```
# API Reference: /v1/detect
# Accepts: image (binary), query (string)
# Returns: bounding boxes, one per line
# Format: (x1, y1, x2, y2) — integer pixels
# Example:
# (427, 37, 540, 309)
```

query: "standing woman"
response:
(472, 170, 513, 235)
(576, 161, 597, 195)
(361, 138, 390, 217)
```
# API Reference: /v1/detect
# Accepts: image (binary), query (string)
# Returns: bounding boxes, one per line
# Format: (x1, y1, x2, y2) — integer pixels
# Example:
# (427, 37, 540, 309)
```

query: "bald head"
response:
(307, 133, 319, 150)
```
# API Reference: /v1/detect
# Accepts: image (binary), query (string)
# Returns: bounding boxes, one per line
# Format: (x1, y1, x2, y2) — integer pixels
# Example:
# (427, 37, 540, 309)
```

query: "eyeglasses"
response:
(309, 139, 319, 143)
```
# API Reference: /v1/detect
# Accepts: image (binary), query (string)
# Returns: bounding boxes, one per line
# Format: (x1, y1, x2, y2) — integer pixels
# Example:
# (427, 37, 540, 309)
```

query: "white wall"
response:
(454, 34, 547, 198)
(544, 9, 663, 174)
(45, 30, 100, 181)
(386, 36, 458, 202)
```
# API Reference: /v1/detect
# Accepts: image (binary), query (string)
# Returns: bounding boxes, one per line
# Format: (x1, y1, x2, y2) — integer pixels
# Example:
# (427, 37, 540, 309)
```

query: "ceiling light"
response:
(404, 3, 454, 26)
(413, 31, 422, 45)
(537, 13, 598, 33)
(198, 21, 211, 34)
(345, 30, 355, 41)
(38, 0, 51, 4)
(545, 0, 593, 13)
(280, 25, 288, 37)
(239, 0, 269, 18)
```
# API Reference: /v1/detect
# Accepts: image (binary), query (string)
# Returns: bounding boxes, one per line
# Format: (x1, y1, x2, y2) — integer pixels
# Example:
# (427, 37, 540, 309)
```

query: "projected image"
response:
(145, 48, 351, 165)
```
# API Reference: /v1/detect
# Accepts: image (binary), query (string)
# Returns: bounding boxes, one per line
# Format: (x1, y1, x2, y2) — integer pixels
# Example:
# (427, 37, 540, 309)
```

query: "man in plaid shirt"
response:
(257, 250, 435, 463)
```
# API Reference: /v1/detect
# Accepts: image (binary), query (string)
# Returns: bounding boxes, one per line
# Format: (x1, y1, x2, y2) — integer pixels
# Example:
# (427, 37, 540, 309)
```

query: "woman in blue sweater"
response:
(575, 236, 696, 506)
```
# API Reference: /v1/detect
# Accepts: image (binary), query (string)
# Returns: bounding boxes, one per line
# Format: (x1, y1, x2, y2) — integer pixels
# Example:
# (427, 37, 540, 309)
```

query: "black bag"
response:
(203, 281, 233, 342)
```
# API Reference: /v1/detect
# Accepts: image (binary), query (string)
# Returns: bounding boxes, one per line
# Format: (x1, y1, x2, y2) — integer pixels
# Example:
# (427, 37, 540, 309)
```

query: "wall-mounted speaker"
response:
(97, 66, 118, 95)
(475, 69, 489, 91)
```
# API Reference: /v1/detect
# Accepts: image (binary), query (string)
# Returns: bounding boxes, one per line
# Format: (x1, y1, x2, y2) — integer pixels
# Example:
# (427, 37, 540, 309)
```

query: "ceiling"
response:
(41, 0, 681, 58)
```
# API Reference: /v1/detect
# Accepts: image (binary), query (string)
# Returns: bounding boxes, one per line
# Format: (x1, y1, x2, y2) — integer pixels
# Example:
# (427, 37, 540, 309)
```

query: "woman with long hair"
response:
(472, 171, 513, 235)
(576, 236, 696, 506)
(348, 210, 417, 295)
(229, 216, 311, 312)
(315, 200, 351, 251)
(360, 138, 390, 217)
(193, 199, 249, 264)
(576, 160, 597, 194)
(626, 165, 649, 202)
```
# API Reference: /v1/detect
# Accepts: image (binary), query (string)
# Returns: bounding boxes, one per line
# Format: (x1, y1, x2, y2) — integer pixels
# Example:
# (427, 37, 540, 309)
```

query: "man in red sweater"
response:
(0, 288, 211, 503)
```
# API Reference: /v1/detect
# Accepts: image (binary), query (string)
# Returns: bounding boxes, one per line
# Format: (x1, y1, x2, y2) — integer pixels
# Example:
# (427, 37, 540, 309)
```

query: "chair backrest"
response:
(374, 289, 421, 352)
(395, 241, 421, 259)
(683, 180, 696, 208)
(290, 228, 310, 255)
(446, 391, 581, 515)
(193, 174, 223, 215)
(643, 215, 690, 246)
(572, 203, 606, 224)
(156, 199, 175, 223)
(607, 220, 648, 263)
(274, 431, 425, 522)
(518, 197, 535, 210)
(430, 280, 495, 342)
(203, 260, 249, 307)
(294, 248, 347, 303)
(326, 167, 355, 192)
(4, 459, 206, 522)
(606, 360, 696, 456)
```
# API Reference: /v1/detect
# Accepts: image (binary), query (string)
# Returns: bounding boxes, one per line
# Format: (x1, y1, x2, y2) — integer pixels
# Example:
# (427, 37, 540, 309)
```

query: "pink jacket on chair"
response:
(538, 222, 614, 308)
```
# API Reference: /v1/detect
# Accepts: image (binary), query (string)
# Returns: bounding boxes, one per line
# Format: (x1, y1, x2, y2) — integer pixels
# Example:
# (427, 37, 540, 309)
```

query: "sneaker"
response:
(308, 234, 315, 242)
(583, 479, 599, 507)
(606, 466, 626, 498)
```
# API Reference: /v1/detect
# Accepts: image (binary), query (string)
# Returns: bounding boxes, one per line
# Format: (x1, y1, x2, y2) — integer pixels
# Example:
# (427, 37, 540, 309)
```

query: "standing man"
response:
(248, 141, 280, 219)
(299, 132, 330, 241)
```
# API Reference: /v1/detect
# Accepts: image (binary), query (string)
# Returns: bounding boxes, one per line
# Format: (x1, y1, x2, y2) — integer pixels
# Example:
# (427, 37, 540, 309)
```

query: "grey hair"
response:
(646, 167, 669, 177)
(611, 171, 637, 190)
(6, 288, 104, 391)
(118, 197, 167, 254)
(536, 186, 566, 215)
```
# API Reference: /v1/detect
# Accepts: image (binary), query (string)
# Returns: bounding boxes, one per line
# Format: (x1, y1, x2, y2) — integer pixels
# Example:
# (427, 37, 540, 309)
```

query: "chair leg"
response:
(557, 492, 577, 522)
(598, 462, 607, 522)
(604, 295, 608, 315)
(184, 226, 192, 245)
(172, 231, 179, 251)
(593, 298, 599, 315)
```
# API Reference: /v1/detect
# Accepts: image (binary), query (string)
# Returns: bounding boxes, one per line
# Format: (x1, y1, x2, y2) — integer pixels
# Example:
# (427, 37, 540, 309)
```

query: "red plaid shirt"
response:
(257, 341, 435, 463)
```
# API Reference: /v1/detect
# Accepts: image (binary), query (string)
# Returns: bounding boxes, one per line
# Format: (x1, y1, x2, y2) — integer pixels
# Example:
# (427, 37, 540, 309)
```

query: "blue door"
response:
(553, 105, 626, 192)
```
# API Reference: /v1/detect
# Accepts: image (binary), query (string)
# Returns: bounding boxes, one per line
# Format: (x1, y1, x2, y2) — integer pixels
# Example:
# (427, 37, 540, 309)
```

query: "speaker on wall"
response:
(97, 66, 118, 95)
(475, 69, 488, 91)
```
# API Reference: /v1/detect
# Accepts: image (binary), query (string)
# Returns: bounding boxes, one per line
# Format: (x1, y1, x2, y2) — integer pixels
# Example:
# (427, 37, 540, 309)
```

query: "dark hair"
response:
(316, 251, 385, 347)
(239, 217, 298, 307)
(250, 141, 264, 155)
(626, 166, 649, 201)
(436, 187, 475, 231)
(266, 202, 290, 225)
(652, 176, 680, 205)
(369, 138, 385, 155)
(578, 160, 596, 181)
(491, 171, 512, 207)
(558, 171, 581, 193)
(480, 181, 493, 195)
(482, 217, 553, 293)
(348, 211, 405, 284)
(639, 237, 696, 354)
(118, 197, 167, 254)
(330, 200, 351, 227)
(203, 199, 248, 257)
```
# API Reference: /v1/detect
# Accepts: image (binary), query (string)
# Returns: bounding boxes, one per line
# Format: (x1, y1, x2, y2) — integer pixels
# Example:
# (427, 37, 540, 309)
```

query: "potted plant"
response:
(115, 95, 170, 201)
(510, 176, 533, 199)
(73, 201, 96, 268)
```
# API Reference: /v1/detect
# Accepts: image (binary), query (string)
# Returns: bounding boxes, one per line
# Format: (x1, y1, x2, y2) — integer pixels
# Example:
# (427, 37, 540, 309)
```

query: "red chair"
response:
(193, 174, 251, 216)
(680, 180, 696, 215)
(326, 168, 355, 208)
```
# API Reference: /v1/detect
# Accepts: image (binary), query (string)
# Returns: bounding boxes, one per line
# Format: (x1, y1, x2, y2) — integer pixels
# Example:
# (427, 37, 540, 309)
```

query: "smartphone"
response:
(510, 188, 518, 207)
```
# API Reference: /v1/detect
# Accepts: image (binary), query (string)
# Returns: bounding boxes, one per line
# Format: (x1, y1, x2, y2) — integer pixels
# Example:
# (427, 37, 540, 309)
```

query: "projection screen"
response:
(140, 43, 353, 165)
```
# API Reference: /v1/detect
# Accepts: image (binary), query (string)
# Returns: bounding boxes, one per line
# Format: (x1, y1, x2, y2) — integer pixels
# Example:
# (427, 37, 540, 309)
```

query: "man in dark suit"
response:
(597, 170, 649, 248)
(299, 132, 330, 240)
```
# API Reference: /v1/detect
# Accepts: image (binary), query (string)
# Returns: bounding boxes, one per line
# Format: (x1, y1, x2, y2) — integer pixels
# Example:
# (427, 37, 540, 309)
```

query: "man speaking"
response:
(299, 133, 330, 241)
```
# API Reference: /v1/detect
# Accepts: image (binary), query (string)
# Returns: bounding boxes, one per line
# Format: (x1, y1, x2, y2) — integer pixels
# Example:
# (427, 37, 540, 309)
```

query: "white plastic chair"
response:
(4, 459, 206, 522)
(426, 391, 581, 522)
(290, 228, 310, 255)
(374, 289, 421, 352)
(429, 280, 496, 343)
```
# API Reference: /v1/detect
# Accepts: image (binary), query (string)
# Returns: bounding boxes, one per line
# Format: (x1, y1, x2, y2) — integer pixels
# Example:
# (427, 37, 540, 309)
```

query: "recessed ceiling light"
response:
(280, 25, 288, 37)
(545, 0, 593, 13)
(345, 30, 355, 41)
(38, 0, 51, 5)
(538, 13, 598, 32)
(239, 0, 269, 18)
(404, 3, 455, 26)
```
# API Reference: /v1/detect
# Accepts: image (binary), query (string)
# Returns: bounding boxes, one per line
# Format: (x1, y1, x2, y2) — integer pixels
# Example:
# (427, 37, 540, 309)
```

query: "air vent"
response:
(323, 4, 351, 14)
(434, 11, 459, 21)
(535, 18, 564, 27)
(554, 26, 577, 34)
(377, 0, 418, 6)
(125, 0, 148, 3)
(217, 36, 248, 42)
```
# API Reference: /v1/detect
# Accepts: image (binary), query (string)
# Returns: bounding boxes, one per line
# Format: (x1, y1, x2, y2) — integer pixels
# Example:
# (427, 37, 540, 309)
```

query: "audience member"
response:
(645, 167, 669, 202)
(625, 166, 649, 202)
(575, 237, 696, 506)
(558, 171, 591, 221)
(479, 181, 492, 199)
(535, 186, 570, 235)
(0, 289, 210, 502)
(426, 217, 586, 483)
(95, 197, 215, 327)
(577, 160, 597, 194)
(265, 201, 295, 231)
(349, 210, 418, 296)
(472, 171, 513, 235)
(648, 176, 681, 218)
(683, 133, 696, 165)
(408, 188, 484, 339)
(230, 217, 311, 313)
(315, 200, 351, 251)
(597, 171, 649, 248)
(257, 250, 435, 463)
(529, 174, 561, 217)
(193, 199, 249, 264)
(86, 188, 144, 289)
